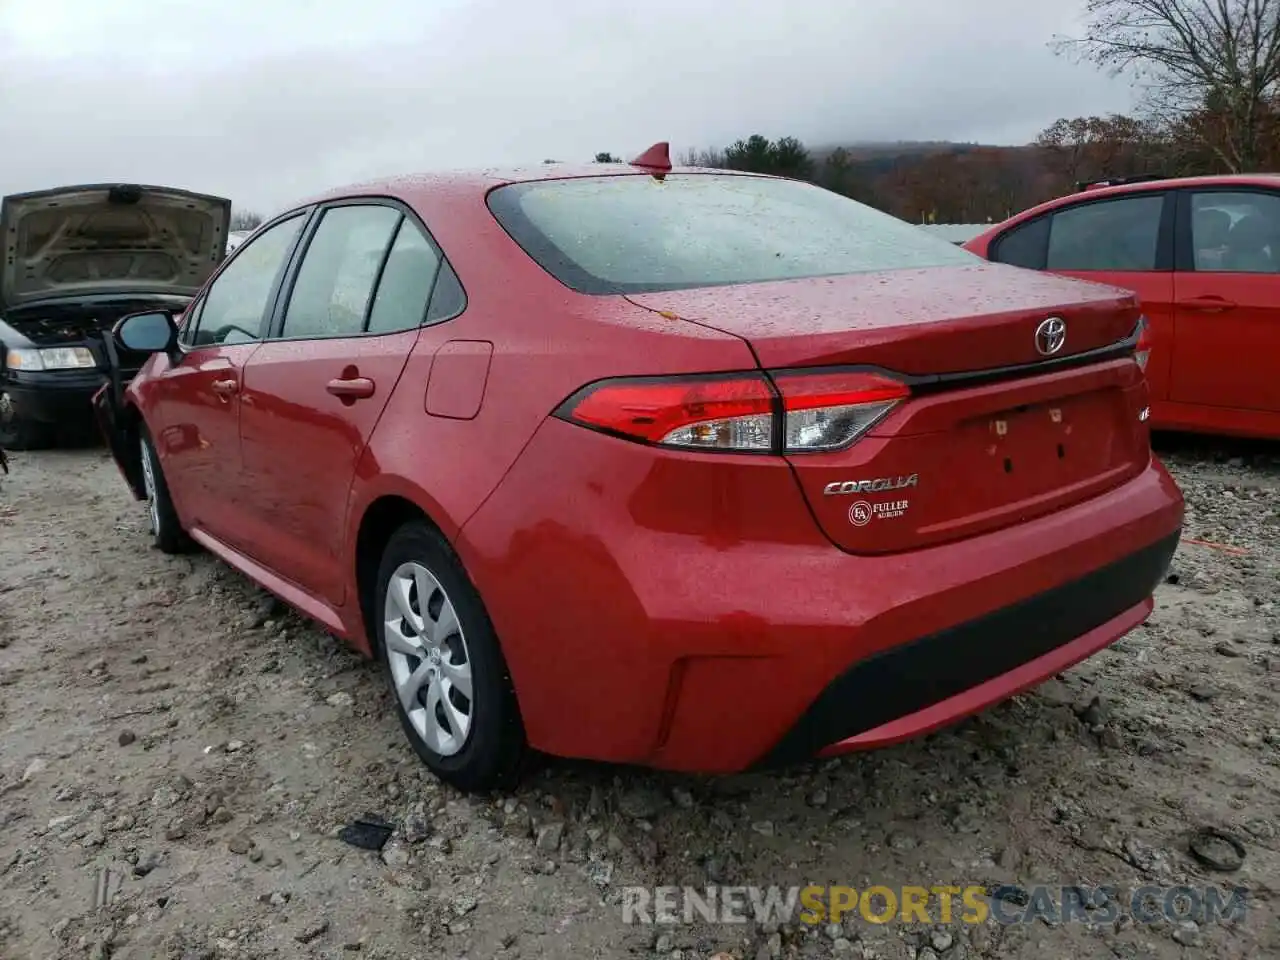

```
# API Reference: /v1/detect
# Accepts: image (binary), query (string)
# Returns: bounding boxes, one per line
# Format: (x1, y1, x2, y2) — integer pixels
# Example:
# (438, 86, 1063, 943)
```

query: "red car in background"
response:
(964, 174, 1280, 441)
(93, 147, 1183, 790)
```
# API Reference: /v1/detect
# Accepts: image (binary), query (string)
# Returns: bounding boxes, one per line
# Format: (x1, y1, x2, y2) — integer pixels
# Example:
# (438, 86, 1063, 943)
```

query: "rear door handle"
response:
(211, 378, 239, 397)
(1177, 295, 1237, 312)
(326, 377, 376, 400)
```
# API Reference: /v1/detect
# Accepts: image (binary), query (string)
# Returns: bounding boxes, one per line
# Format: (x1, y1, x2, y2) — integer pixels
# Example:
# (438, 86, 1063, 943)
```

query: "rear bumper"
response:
(757, 530, 1177, 766)
(457, 418, 1185, 773)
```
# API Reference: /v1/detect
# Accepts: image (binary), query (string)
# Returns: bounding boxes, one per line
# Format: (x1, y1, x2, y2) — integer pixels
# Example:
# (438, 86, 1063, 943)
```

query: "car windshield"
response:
(487, 173, 979, 294)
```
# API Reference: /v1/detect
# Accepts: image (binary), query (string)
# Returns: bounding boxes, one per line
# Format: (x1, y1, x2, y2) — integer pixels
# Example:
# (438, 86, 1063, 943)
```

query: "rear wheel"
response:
(139, 428, 190, 554)
(375, 521, 527, 791)
(0, 391, 54, 450)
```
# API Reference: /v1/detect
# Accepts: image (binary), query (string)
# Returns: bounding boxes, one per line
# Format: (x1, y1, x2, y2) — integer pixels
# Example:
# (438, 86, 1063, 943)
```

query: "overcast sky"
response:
(0, 0, 1136, 216)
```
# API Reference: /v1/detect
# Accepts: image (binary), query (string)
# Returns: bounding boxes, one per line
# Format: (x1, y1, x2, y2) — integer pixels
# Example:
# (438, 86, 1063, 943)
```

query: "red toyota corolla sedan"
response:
(93, 145, 1184, 790)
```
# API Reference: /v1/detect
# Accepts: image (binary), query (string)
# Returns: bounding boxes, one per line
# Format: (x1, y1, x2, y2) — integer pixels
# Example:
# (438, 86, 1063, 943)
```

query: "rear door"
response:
(236, 201, 447, 605)
(141, 211, 308, 547)
(1170, 187, 1280, 414)
(987, 190, 1175, 403)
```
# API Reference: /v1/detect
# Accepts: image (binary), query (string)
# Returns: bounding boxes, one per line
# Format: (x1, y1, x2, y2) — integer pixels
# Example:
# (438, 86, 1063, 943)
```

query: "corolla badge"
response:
(823, 474, 918, 496)
(1035, 317, 1067, 356)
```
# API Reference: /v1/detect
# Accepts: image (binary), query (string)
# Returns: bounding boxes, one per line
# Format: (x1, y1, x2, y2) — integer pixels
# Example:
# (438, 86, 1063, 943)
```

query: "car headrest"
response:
(1195, 208, 1232, 247)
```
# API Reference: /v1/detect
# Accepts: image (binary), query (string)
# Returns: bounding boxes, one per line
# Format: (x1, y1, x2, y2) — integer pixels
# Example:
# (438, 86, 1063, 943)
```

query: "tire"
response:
(0, 391, 54, 450)
(375, 520, 527, 792)
(138, 426, 191, 554)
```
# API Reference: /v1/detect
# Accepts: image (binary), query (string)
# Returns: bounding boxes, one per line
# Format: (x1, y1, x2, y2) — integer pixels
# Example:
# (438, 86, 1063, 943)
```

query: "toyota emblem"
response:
(1034, 317, 1067, 356)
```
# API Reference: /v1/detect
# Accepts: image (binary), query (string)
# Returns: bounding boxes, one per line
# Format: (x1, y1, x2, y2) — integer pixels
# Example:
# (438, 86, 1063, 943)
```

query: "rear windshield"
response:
(486, 173, 979, 294)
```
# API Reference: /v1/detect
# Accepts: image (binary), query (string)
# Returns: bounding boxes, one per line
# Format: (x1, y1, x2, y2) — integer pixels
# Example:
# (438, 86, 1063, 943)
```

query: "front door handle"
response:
(1177, 295, 1237, 312)
(326, 377, 376, 400)
(211, 378, 239, 397)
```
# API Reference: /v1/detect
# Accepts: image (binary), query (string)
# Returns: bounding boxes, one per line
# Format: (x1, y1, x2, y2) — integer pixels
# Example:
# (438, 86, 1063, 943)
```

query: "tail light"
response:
(560, 374, 775, 451)
(1133, 315, 1151, 371)
(771, 370, 909, 451)
(555, 369, 910, 454)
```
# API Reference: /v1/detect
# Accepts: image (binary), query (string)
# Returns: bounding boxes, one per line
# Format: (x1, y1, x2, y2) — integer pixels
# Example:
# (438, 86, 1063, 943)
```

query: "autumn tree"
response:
(1058, 0, 1280, 171)
(1035, 114, 1167, 187)
(816, 147, 874, 203)
(688, 133, 1066, 222)
(677, 147, 727, 167)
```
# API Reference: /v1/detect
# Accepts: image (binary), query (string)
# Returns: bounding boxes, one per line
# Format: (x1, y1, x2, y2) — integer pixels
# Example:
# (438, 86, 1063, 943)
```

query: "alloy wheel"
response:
(139, 436, 160, 535)
(383, 561, 474, 756)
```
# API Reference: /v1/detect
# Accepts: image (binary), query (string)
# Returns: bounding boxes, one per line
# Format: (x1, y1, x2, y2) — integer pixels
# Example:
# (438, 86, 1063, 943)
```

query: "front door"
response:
(238, 203, 447, 605)
(144, 212, 309, 549)
(1170, 188, 1280, 414)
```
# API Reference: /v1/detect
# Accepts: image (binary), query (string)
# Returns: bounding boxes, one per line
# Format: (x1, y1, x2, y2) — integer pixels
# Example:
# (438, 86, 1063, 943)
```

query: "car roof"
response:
(294, 163, 767, 209)
(965, 172, 1280, 249)
(1020, 173, 1280, 217)
(271, 162, 781, 291)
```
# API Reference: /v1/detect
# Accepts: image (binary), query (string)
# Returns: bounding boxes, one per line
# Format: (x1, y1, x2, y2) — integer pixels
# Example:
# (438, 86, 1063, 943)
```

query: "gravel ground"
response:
(1, 436, 1278, 960)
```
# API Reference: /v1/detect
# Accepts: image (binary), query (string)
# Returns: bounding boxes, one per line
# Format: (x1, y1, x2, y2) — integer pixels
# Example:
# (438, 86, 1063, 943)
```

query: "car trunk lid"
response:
(627, 264, 1150, 553)
(625, 263, 1138, 374)
(0, 183, 231, 311)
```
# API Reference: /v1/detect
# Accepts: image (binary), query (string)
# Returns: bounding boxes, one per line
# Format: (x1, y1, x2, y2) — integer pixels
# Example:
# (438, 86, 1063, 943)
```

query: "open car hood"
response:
(0, 183, 232, 311)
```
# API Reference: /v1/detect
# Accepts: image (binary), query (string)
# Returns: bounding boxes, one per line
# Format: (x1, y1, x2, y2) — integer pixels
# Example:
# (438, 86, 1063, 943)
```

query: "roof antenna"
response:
(629, 142, 672, 178)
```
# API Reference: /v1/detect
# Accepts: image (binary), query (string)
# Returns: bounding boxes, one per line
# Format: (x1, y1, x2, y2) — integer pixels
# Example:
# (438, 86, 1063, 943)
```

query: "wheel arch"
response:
(352, 492, 471, 658)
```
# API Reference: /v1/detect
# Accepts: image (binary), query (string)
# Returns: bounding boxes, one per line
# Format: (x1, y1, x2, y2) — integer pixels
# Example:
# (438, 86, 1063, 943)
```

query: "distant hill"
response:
(682, 133, 1158, 223)
(807, 140, 990, 160)
(805, 140, 1048, 182)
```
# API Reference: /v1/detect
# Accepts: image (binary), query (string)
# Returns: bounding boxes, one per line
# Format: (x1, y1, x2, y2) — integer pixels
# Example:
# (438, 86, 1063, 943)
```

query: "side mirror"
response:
(114, 311, 178, 355)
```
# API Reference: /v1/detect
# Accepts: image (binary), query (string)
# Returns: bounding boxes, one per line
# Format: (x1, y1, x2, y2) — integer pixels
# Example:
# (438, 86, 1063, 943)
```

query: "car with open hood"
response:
(0, 183, 231, 448)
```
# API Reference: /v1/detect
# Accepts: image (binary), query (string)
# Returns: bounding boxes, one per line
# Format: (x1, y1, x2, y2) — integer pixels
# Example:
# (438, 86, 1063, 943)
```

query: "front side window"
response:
(188, 213, 306, 347)
(487, 173, 980, 294)
(1045, 195, 1164, 272)
(280, 205, 403, 339)
(1191, 191, 1280, 273)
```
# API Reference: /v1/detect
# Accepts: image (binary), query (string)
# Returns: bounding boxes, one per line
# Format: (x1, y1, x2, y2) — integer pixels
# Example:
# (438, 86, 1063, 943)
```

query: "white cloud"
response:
(0, 0, 1134, 212)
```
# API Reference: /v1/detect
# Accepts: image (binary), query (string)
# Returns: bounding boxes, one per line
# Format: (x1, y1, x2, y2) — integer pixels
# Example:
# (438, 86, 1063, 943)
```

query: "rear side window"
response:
(990, 217, 1049, 269)
(426, 262, 466, 323)
(1045, 195, 1164, 271)
(1190, 190, 1280, 273)
(487, 174, 979, 294)
(366, 219, 442, 334)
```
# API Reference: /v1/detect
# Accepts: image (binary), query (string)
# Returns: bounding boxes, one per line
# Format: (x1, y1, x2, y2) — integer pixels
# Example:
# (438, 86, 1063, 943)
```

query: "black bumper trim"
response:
(755, 530, 1180, 768)
(3, 379, 105, 424)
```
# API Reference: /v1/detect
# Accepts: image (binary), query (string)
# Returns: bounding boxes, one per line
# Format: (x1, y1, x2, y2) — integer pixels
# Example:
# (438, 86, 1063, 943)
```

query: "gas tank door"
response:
(425, 340, 494, 420)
